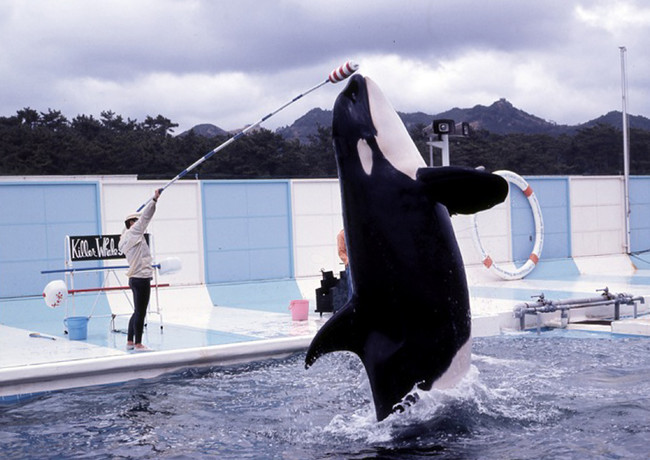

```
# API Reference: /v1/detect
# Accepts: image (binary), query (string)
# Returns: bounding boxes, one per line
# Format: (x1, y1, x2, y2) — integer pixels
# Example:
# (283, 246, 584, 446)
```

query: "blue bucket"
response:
(65, 316, 89, 340)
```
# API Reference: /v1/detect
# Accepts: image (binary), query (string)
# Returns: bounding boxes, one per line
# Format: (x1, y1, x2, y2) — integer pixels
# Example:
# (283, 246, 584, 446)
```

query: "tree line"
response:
(1, 107, 649, 179)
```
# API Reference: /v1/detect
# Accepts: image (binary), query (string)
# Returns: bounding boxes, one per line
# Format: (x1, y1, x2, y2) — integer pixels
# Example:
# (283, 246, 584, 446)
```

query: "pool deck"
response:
(2, 254, 650, 402)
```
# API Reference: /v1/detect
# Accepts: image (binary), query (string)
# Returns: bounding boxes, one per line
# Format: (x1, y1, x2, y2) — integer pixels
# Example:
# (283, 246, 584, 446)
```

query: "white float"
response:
(43, 280, 68, 308)
(156, 257, 182, 275)
(471, 170, 544, 280)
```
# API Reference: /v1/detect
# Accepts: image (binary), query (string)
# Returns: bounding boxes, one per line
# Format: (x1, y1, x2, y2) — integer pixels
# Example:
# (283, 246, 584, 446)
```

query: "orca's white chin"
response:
(366, 77, 425, 180)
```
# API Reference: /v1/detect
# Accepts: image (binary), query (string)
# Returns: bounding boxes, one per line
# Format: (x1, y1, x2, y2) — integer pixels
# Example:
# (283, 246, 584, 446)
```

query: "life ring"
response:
(471, 170, 544, 280)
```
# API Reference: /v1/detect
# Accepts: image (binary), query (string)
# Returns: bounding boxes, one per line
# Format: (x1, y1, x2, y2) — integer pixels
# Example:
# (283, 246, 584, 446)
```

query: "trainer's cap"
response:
(124, 212, 141, 226)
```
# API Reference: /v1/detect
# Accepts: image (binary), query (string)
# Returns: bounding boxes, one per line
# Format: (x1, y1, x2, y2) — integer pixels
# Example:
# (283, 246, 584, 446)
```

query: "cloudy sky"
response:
(1, 0, 649, 134)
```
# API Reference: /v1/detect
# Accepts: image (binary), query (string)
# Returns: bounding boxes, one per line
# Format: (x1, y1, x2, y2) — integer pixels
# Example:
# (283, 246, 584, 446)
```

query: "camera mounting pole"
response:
(424, 119, 469, 167)
(427, 133, 450, 166)
(424, 119, 470, 167)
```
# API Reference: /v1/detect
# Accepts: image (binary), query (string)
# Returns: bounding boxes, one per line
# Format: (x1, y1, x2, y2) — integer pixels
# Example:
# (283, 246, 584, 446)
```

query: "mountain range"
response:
(183, 98, 650, 144)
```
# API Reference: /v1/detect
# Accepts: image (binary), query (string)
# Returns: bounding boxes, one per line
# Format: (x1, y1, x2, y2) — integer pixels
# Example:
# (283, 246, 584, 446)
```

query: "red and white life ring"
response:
(471, 170, 544, 280)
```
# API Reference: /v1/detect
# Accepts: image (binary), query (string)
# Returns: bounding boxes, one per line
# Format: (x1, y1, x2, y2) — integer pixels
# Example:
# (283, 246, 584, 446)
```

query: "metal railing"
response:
(513, 287, 645, 333)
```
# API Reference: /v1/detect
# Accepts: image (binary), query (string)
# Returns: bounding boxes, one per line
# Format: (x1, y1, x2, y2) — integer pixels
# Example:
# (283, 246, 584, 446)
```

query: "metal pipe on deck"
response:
(513, 288, 645, 332)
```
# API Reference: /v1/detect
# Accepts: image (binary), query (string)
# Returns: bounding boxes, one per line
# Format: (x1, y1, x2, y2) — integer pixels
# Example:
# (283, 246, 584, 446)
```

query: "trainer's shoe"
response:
(133, 344, 152, 352)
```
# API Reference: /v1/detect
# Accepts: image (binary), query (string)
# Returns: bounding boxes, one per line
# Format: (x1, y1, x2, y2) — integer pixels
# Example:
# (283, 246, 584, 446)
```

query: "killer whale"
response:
(305, 74, 508, 421)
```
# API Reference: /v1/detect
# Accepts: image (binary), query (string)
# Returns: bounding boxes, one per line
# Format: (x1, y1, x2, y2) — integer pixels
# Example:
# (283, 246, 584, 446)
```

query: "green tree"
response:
(568, 124, 622, 175)
(2, 107, 650, 178)
(40, 109, 68, 131)
(302, 125, 337, 177)
(142, 115, 178, 136)
(16, 107, 40, 128)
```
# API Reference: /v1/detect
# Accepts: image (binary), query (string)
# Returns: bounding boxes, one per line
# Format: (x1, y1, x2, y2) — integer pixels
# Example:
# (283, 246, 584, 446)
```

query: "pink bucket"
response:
(289, 300, 309, 321)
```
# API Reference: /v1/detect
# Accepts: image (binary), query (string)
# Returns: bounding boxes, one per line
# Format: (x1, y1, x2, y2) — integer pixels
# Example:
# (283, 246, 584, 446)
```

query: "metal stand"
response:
(513, 287, 645, 333)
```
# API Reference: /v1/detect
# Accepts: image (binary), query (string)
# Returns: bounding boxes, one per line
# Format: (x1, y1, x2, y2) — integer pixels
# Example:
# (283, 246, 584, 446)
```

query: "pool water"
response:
(2, 331, 650, 459)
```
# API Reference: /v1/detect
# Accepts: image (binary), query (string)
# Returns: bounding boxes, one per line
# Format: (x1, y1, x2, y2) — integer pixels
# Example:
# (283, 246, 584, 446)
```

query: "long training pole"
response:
(619, 46, 631, 253)
(137, 61, 359, 211)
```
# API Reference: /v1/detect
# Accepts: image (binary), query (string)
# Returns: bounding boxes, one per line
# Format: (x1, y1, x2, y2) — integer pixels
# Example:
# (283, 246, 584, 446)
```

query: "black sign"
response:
(69, 235, 124, 261)
(68, 234, 150, 261)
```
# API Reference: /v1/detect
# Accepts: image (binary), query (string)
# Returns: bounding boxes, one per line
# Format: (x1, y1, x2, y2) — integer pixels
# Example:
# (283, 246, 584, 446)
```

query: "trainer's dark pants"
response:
(128, 277, 151, 344)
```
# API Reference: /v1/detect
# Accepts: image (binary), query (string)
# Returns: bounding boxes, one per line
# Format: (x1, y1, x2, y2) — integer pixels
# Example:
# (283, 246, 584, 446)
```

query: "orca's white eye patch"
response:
(357, 138, 373, 175)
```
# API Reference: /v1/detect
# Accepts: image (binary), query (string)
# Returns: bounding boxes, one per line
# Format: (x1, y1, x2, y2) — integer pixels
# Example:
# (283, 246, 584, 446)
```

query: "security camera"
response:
(433, 119, 455, 135)
(455, 122, 470, 137)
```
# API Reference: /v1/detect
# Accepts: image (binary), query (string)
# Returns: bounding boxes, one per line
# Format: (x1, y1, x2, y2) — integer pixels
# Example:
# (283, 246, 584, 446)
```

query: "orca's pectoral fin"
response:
(416, 166, 509, 215)
(305, 300, 363, 369)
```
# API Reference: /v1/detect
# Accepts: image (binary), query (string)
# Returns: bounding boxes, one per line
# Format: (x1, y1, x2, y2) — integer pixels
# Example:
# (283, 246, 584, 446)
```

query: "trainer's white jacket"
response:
(118, 200, 156, 279)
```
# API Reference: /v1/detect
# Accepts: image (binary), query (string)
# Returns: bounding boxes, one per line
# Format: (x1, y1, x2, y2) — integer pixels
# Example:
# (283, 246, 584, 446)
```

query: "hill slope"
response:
(184, 100, 650, 142)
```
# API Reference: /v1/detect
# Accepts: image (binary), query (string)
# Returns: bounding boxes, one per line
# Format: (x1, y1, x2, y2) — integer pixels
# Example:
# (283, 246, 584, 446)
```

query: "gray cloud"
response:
(1, 0, 648, 133)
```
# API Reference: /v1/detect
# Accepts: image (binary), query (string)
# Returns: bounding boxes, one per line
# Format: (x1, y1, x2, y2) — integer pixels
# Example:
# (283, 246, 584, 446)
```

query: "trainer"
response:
(119, 188, 162, 351)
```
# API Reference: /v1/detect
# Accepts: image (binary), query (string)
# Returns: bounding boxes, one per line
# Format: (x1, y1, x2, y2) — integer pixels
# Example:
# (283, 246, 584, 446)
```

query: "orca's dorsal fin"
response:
(416, 166, 509, 215)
